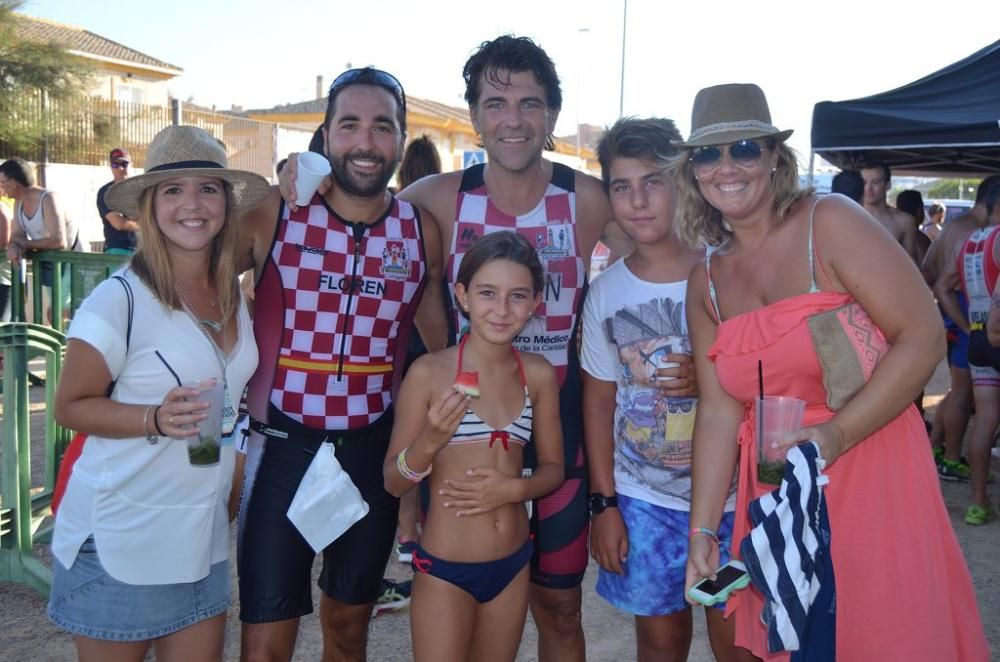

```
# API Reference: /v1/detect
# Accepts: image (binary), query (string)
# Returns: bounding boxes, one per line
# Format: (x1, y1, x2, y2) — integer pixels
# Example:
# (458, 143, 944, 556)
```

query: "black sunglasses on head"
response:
(689, 139, 772, 172)
(328, 67, 406, 113)
(111, 161, 129, 169)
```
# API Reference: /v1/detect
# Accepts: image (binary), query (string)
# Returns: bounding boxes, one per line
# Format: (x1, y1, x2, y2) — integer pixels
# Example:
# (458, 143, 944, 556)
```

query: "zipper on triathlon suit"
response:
(336, 224, 366, 380)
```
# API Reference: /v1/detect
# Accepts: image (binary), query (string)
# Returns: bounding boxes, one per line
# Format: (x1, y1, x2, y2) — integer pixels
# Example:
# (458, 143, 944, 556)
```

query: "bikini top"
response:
(449, 335, 533, 451)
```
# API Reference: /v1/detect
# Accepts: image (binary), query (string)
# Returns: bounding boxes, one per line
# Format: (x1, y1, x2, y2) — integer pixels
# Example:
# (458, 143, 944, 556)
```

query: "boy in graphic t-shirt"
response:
(580, 118, 740, 661)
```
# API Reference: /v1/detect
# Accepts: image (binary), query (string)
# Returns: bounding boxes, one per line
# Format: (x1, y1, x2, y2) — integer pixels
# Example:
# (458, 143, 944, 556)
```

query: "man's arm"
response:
(7, 203, 25, 262)
(104, 211, 139, 233)
(574, 172, 634, 267)
(17, 193, 67, 251)
(988, 276, 1000, 347)
(412, 206, 448, 352)
(0, 204, 10, 253)
(237, 187, 282, 276)
(397, 171, 462, 255)
(897, 210, 919, 264)
(933, 266, 968, 335)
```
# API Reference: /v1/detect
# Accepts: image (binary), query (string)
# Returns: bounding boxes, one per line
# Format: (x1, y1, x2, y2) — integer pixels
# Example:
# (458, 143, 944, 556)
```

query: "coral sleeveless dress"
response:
(706, 219, 988, 660)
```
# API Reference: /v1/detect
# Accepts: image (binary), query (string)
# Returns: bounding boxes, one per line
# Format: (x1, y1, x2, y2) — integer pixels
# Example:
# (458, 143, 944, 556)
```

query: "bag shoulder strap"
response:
(105, 274, 135, 396)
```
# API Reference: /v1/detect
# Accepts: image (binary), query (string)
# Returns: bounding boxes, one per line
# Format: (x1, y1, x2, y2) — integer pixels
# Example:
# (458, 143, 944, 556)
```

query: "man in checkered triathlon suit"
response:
(237, 68, 447, 662)
(397, 37, 636, 662)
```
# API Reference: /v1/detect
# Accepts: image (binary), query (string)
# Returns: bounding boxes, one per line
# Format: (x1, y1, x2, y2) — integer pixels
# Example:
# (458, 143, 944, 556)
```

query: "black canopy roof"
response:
(811, 39, 1000, 176)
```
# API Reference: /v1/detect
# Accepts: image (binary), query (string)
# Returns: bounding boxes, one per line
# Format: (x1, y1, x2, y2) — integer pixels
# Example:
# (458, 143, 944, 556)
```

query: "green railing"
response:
(0, 323, 69, 597)
(1, 251, 123, 596)
(10, 250, 129, 333)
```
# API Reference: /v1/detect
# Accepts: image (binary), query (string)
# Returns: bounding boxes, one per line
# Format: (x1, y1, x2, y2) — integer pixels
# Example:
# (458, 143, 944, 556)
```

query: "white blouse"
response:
(51, 268, 258, 585)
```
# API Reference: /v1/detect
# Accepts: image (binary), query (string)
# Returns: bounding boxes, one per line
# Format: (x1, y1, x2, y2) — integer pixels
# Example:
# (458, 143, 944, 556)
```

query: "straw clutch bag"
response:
(807, 302, 889, 410)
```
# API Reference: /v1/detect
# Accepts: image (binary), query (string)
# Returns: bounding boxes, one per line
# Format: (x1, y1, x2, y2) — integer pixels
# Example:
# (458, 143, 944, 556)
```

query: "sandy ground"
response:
(1, 358, 997, 661)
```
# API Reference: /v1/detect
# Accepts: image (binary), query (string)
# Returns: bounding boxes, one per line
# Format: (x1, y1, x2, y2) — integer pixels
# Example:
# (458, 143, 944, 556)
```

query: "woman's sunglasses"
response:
(688, 139, 773, 173)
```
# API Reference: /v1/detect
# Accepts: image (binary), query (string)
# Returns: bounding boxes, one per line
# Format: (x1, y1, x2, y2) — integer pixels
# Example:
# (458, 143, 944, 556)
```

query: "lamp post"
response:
(576, 27, 590, 159)
(619, 0, 628, 117)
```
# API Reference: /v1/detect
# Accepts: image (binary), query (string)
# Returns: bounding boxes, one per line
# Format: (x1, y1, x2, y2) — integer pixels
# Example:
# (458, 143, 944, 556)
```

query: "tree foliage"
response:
(0, 0, 93, 155)
(926, 178, 981, 200)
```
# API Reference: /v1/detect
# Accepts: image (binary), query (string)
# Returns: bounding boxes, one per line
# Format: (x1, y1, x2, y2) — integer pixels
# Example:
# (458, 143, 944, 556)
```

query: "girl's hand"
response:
(439, 467, 518, 516)
(156, 385, 210, 439)
(423, 388, 471, 450)
(774, 420, 847, 467)
(654, 353, 698, 398)
(684, 532, 721, 605)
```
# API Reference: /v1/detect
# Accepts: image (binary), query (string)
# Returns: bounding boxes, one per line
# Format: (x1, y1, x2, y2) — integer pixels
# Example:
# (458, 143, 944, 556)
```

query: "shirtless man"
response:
(861, 162, 919, 262)
(951, 183, 1000, 524)
(280, 37, 669, 662)
(924, 175, 1000, 481)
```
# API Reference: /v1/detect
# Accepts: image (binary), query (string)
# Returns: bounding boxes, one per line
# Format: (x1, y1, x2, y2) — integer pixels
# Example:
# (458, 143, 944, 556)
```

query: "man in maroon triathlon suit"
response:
(394, 39, 613, 662)
(238, 67, 446, 662)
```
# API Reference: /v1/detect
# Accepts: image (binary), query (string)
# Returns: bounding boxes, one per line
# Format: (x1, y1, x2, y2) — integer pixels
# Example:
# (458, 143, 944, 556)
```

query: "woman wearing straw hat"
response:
(676, 84, 988, 660)
(49, 125, 269, 661)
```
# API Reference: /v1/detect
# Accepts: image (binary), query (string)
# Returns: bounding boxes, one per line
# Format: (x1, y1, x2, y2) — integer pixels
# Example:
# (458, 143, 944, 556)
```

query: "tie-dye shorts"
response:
(596, 494, 735, 616)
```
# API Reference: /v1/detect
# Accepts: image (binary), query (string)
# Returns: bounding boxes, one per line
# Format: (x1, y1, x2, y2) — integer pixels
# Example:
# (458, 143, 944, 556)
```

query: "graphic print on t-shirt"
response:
(605, 296, 695, 497)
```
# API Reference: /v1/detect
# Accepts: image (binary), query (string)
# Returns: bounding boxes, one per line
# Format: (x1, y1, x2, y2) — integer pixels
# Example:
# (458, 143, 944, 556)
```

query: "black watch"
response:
(588, 493, 618, 516)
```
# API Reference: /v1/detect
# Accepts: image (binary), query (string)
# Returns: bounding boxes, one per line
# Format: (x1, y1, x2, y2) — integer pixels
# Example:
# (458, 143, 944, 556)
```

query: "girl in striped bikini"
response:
(384, 231, 564, 662)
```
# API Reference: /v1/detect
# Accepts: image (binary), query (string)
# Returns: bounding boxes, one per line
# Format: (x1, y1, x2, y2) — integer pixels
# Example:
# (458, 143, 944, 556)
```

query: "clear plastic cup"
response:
(653, 336, 691, 384)
(185, 379, 224, 466)
(295, 152, 332, 206)
(756, 396, 806, 485)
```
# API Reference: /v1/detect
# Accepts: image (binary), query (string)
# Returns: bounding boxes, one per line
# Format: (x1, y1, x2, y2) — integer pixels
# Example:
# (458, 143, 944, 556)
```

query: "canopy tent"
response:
(811, 39, 1000, 176)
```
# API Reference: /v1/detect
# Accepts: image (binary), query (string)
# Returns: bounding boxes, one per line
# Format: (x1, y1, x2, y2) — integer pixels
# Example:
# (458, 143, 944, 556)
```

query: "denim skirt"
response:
(47, 537, 230, 641)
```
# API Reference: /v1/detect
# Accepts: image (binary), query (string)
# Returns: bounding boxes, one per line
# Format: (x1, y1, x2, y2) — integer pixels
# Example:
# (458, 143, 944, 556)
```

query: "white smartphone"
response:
(687, 560, 750, 606)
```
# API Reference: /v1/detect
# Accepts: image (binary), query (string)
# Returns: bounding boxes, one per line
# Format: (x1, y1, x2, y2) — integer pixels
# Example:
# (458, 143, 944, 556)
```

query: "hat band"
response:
(146, 160, 225, 173)
(688, 120, 780, 143)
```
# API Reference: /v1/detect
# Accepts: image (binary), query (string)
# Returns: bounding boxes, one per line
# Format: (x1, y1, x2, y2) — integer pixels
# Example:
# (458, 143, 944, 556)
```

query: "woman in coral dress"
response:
(676, 84, 989, 661)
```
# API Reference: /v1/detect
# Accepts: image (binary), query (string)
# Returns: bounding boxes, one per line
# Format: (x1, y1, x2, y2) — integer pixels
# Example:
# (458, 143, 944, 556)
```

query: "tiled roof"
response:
(13, 14, 182, 73)
(244, 95, 471, 124)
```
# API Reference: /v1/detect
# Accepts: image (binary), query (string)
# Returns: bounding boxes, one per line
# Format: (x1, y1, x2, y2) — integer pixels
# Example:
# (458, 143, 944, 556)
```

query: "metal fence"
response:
(0, 91, 277, 179)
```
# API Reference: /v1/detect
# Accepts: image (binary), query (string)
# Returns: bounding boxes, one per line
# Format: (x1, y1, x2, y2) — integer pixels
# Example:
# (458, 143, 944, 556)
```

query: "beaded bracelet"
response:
(688, 527, 720, 545)
(143, 404, 159, 444)
(396, 447, 432, 483)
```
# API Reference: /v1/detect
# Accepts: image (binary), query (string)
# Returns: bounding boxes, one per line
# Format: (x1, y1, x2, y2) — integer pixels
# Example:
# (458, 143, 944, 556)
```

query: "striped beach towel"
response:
(740, 441, 836, 661)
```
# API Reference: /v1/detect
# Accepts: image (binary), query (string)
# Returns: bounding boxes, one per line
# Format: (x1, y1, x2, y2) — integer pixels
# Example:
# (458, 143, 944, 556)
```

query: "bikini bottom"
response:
(411, 539, 533, 603)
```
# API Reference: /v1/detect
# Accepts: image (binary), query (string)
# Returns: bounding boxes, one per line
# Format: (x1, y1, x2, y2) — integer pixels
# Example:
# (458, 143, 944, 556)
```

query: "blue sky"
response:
(21, 0, 1000, 159)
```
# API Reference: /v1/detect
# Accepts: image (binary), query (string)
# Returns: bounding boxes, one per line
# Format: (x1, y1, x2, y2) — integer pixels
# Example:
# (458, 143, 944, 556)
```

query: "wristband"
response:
(689, 526, 720, 545)
(396, 447, 431, 482)
(153, 405, 167, 437)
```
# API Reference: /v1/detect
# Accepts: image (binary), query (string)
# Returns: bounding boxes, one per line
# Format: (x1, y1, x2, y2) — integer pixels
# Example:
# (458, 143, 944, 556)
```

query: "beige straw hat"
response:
(678, 83, 793, 147)
(105, 125, 271, 218)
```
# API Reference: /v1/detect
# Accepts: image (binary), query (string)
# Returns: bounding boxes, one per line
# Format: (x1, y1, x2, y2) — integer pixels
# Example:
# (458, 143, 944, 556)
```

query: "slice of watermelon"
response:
(453, 371, 480, 398)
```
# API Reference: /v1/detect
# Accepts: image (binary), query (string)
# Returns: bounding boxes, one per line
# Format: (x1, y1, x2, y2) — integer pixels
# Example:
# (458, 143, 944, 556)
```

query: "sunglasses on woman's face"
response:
(689, 139, 769, 173)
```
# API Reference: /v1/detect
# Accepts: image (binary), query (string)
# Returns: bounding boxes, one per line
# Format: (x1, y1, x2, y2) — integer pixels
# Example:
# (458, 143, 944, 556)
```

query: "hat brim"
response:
(677, 128, 793, 148)
(104, 167, 272, 219)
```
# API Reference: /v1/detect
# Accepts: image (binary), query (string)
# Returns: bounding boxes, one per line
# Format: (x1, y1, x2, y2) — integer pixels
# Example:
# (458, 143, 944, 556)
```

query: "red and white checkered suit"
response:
(446, 163, 585, 385)
(249, 195, 426, 431)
